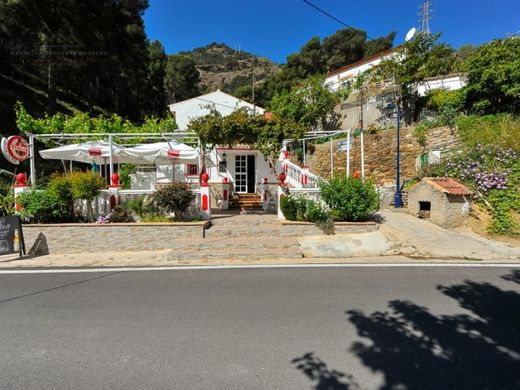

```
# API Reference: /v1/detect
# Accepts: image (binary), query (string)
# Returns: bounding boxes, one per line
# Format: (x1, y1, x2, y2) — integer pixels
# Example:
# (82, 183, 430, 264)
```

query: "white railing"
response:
(287, 187, 322, 202)
(90, 188, 202, 218)
(284, 160, 321, 188)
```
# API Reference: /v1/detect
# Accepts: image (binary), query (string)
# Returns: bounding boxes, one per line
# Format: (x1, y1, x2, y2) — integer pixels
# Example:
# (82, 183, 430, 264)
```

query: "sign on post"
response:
(337, 140, 351, 152)
(0, 216, 26, 257)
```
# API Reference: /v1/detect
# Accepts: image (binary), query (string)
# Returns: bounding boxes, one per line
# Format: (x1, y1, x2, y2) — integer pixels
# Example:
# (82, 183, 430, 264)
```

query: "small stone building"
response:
(407, 178, 472, 228)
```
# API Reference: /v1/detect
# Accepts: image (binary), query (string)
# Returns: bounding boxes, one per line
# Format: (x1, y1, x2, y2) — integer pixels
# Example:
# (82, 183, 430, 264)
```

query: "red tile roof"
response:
(425, 178, 472, 196)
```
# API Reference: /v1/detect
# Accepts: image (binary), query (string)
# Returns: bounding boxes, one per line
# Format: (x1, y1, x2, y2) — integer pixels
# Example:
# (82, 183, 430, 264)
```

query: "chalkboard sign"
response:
(0, 216, 25, 257)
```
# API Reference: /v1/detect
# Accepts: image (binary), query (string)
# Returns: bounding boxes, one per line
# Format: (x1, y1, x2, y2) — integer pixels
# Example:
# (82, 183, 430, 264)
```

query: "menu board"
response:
(0, 216, 25, 256)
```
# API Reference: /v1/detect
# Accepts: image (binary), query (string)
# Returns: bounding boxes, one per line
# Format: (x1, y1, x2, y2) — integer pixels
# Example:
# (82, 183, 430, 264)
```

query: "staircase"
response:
(167, 212, 303, 261)
(231, 193, 263, 211)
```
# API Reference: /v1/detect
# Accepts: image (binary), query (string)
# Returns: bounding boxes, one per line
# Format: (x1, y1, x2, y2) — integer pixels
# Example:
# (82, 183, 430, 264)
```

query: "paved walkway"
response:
(379, 209, 520, 260)
(0, 210, 518, 268)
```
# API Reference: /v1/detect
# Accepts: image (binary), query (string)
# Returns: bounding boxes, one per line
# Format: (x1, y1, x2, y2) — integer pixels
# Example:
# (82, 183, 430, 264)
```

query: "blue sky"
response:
(144, 0, 520, 64)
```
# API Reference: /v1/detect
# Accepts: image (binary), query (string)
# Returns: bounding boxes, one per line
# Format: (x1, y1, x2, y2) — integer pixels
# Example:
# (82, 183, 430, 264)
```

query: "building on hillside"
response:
(407, 177, 472, 228)
(168, 90, 278, 208)
(324, 49, 467, 130)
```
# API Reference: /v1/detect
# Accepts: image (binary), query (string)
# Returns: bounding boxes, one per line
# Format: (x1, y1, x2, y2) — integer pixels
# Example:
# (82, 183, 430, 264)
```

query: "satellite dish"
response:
(405, 27, 417, 42)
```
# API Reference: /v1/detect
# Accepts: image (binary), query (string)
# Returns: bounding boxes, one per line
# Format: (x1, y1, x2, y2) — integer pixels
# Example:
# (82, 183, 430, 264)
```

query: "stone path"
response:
(379, 209, 520, 260)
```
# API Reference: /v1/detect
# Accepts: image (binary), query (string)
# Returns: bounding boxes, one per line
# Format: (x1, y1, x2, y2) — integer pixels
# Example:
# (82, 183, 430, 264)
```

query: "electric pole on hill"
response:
(419, 0, 433, 33)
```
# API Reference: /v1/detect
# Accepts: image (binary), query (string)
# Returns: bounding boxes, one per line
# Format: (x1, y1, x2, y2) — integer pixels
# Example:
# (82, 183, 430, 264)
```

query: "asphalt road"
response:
(1, 266, 519, 389)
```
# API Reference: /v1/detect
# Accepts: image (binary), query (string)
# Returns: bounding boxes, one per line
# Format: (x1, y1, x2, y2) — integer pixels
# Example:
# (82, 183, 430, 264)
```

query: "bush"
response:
(69, 171, 105, 222)
(425, 89, 466, 128)
(69, 171, 104, 201)
(320, 177, 379, 221)
(280, 195, 297, 220)
(153, 182, 194, 220)
(47, 173, 75, 221)
(456, 114, 520, 151)
(0, 193, 15, 216)
(280, 194, 333, 232)
(109, 205, 134, 223)
(17, 190, 68, 223)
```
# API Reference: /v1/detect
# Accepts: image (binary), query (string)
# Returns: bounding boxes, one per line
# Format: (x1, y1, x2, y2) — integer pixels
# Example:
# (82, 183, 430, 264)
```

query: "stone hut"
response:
(407, 178, 472, 228)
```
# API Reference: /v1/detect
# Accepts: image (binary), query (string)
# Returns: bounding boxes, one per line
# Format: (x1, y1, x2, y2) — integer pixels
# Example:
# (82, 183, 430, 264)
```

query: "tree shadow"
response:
(292, 352, 359, 390)
(294, 270, 520, 389)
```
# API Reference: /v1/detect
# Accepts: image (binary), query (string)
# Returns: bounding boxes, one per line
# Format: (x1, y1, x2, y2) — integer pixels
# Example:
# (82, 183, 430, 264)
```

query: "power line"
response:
(301, 0, 376, 40)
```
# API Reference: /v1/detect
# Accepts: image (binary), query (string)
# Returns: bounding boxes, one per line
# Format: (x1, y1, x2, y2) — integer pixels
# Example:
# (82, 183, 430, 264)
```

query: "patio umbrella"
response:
(122, 140, 199, 165)
(39, 140, 131, 164)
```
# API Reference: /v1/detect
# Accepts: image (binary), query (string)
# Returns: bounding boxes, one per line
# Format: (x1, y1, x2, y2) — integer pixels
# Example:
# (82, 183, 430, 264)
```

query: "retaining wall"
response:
(22, 222, 209, 254)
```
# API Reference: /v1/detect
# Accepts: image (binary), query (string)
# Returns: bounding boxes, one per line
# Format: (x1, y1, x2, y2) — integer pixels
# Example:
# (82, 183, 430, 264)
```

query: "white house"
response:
(168, 89, 264, 131)
(324, 47, 400, 91)
(169, 90, 278, 204)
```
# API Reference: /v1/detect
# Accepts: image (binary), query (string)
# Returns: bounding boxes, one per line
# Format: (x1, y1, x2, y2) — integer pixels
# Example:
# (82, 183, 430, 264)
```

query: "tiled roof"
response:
(424, 178, 472, 196)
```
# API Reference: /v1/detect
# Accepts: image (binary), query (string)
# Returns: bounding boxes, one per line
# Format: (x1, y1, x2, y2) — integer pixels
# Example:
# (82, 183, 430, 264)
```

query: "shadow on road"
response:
(293, 269, 520, 390)
(0, 271, 123, 304)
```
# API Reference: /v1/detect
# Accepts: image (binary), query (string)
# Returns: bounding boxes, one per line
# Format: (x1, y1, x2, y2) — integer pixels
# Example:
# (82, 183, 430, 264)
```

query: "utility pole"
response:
(252, 73, 256, 115)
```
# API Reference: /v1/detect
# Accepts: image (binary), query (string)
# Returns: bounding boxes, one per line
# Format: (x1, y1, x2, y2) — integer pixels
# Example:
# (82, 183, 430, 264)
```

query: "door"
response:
(235, 154, 256, 193)
(247, 155, 256, 193)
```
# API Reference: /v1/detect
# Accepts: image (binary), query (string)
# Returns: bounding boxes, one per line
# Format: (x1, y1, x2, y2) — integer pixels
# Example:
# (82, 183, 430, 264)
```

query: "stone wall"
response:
(308, 126, 460, 186)
(23, 222, 208, 254)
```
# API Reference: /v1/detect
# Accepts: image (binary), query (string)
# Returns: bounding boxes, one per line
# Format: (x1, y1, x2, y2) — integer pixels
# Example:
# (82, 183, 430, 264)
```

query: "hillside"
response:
(181, 42, 280, 96)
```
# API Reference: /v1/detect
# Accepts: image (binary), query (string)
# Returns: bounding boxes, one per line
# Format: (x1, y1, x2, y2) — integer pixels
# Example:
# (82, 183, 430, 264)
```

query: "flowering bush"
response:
(439, 144, 519, 234)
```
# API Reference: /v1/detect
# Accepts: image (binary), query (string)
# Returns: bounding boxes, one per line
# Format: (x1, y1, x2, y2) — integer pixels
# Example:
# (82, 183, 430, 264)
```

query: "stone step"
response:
(205, 227, 282, 238)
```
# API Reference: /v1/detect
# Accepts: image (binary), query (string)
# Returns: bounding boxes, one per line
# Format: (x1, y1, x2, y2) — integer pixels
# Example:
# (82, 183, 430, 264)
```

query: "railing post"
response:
(301, 166, 309, 187)
(108, 172, 121, 211)
(13, 173, 31, 213)
(277, 172, 287, 220)
(221, 177, 230, 210)
(200, 172, 211, 220)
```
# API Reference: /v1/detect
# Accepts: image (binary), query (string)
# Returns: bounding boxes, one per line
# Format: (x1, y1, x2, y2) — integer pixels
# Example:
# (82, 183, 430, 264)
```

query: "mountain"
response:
(180, 42, 280, 97)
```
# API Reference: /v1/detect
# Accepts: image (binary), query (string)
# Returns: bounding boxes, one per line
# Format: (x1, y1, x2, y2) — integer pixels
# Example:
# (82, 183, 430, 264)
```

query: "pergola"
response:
(25, 132, 201, 185)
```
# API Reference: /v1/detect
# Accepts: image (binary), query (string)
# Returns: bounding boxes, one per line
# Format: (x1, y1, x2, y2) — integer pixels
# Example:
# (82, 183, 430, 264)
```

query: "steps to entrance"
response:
(231, 194, 263, 211)
(168, 212, 303, 261)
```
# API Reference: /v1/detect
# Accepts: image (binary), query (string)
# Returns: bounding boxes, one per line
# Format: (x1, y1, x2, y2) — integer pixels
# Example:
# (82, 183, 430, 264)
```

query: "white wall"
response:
(168, 90, 265, 131)
(206, 148, 277, 190)
(325, 49, 399, 92)
(417, 74, 467, 96)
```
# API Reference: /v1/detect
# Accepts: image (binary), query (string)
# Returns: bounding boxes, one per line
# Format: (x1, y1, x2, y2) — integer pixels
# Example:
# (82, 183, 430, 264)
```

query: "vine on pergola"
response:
(187, 108, 306, 161)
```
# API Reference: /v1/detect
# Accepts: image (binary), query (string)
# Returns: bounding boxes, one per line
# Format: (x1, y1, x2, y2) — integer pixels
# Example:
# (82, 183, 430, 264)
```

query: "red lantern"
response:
(110, 173, 120, 187)
(223, 177, 229, 184)
(278, 172, 286, 185)
(15, 172, 27, 187)
(201, 172, 209, 186)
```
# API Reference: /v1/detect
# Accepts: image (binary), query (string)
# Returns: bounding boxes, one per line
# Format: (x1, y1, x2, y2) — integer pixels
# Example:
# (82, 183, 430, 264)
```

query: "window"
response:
(186, 164, 198, 176)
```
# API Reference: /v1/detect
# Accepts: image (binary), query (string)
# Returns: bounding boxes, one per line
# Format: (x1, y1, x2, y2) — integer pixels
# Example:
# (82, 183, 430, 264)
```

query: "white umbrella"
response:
(122, 140, 199, 165)
(39, 140, 130, 164)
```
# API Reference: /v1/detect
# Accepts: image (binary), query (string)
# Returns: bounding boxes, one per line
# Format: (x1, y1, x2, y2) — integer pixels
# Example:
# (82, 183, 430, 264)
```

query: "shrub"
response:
(456, 114, 520, 151)
(17, 190, 68, 223)
(153, 182, 194, 220)
(280, 195, 297, 220)
(69, 171, 105, 222)
(109, 205, 134, 223)
(280, 194, 333, 231)
(47, 173, 75, 221)
(320, 177, 379, 221)
(0, 193, 15, 216)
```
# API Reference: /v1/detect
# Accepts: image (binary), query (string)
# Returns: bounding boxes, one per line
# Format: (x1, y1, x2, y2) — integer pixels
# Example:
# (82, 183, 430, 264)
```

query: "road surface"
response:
(1, 265, 519, 389)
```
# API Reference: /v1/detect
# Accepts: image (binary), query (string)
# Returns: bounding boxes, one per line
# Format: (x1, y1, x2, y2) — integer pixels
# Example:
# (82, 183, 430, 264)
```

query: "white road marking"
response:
(0, 262, 519, 274)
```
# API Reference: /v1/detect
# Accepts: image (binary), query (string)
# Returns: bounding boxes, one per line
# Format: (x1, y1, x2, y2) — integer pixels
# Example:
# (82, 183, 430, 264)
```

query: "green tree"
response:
(164, 54, 201, 103)
(371, 32, 455, 123)
(270, 74, 347, 131)
(144, 40, 168, 116)
(462, 37, 520, 114)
